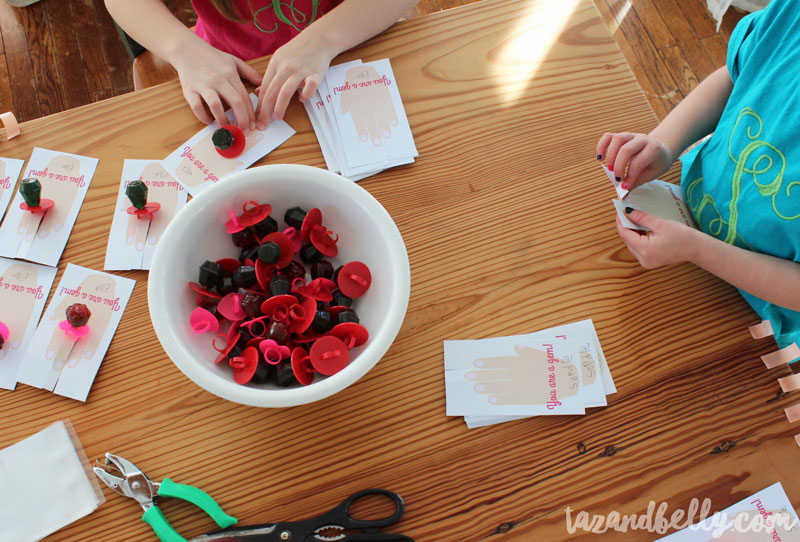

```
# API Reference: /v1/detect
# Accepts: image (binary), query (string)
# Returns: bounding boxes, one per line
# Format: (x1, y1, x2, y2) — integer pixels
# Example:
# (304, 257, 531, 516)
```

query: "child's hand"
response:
(255, 33, 335, 130)
(172, 42, 261, 132)
(597, 132, 675, 191)
(616, 209, 698, 269)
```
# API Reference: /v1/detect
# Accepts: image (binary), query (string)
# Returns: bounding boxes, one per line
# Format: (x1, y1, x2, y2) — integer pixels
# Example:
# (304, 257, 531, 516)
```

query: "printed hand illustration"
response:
(123, 163, 182, 251)
(340, 65, 398, 147)
(46, 274, 117, 371)
(465, 345, 580, 405)
(173, 131, 264, 187)
(143, 164, 182, 247)
(0, 263, 40, 360)
(16, 155, 83, 241)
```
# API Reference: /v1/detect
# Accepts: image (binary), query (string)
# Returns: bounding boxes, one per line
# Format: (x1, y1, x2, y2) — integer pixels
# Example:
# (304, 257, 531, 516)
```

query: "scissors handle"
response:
(336, 489, 405, 530)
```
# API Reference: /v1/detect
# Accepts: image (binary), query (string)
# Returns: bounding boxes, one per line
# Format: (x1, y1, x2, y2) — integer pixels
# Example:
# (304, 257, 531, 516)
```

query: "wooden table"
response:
(1, 1, 798, 540)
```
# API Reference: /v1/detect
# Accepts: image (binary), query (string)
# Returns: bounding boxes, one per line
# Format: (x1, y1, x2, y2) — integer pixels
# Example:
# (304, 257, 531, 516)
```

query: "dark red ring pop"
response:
(213, 124, 246, 159)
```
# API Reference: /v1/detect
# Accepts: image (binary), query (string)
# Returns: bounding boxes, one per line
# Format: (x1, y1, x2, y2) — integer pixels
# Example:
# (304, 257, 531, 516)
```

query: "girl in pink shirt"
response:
(106, 0, 418, 131)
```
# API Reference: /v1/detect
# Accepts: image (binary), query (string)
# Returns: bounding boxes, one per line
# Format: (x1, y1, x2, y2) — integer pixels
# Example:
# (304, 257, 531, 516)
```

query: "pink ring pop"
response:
(190, 307, 219, 334)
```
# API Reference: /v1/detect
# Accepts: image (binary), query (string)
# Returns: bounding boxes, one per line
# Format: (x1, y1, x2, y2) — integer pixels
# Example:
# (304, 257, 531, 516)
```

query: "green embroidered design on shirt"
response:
(687, 106, 798, 246)
(253, 0, 321, 33)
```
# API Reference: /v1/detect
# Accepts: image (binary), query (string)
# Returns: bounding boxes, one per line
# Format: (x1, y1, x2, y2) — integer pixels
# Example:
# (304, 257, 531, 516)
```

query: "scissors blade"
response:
(188, 523, 279, 542)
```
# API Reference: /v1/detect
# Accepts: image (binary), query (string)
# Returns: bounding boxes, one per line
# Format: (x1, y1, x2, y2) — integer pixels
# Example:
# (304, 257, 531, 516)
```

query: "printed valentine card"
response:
(445, 331, 585, 417)
(0, 157, 24, 221)
(605, 165, 696, 231)
(463, 319, 616, 428)
(656, 482, 799, 541)
(16, 264, 135, 401)
(162, 94, 295, 197)
(0, 148, 98, 267)
(0, 257, 57, 390)
(323, 59, 417, 178)
(105, 160, 188, 271)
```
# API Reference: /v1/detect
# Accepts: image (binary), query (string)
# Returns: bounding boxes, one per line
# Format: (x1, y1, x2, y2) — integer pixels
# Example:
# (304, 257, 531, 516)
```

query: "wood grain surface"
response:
(0, 1, 797, 541)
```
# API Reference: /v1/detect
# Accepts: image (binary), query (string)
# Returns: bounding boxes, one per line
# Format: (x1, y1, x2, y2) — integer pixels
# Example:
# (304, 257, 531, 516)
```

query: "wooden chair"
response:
(114, 22, 180, 90)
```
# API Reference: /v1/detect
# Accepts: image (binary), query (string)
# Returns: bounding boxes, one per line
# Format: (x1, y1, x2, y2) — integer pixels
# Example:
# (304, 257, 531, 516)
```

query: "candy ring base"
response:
(20, 199, 55, 215)
(127, 202, 161, 220)
(58, 320, 90, 340)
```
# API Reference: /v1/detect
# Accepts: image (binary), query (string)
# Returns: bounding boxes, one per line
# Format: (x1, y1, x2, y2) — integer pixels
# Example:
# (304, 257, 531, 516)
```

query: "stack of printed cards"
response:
(444, 319, 616, 428)
(304, 58, 418, 181)
(604, 165, 697, 231)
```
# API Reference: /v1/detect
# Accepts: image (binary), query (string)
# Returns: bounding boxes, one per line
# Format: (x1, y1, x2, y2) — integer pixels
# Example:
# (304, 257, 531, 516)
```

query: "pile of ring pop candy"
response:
(188, 202, 372, 387)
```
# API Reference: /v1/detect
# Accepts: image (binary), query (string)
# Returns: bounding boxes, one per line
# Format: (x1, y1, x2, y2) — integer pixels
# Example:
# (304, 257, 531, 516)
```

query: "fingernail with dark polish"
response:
(625, 207, 634, 214)
(615, 176, 621, 181)
(597, 154, 602, 160)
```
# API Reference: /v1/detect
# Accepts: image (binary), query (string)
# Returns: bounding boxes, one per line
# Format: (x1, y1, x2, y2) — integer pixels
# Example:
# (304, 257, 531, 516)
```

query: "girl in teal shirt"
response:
(597, 0, 800, 350)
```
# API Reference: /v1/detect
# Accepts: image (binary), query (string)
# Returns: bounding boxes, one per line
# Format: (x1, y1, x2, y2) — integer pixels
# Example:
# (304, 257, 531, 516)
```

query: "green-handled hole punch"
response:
(94, 452, 237, 542)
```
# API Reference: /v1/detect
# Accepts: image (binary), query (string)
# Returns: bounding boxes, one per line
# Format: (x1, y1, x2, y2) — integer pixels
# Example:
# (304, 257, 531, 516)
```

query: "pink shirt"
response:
(192, 0, 341, 60)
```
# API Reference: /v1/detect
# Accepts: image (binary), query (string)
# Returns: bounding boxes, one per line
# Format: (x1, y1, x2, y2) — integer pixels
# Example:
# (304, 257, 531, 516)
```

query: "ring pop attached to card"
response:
(212, 125, 245, 159)
(126, 180, 161, 220)
(19, 178, 55, 215)
(58, 303, 91, 340)
(0, 320, 9, 350)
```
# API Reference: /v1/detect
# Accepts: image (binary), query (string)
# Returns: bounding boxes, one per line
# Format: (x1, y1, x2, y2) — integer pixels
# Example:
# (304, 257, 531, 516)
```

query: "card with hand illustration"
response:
(162, 94, 295, 197)
(462, 319, 616, 428)
(15, 264, 135, 401)
(0, 257, 57, 390)
(445, 333, 585, 417)
(656, 482, 800, 541)
(0, 157, 24, 221)
(309, 59, 417, 180)
(0, 148, 98, 267)
(105, 160, 188, 271)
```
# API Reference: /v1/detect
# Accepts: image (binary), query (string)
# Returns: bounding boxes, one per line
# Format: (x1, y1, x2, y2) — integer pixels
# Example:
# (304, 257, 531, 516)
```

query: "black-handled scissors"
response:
(190, 489, 413, 542)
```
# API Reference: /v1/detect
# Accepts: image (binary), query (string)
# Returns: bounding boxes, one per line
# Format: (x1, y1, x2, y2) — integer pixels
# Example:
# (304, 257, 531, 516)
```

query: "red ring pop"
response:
(212, 124, 246, 158)
(337, 261, 372, 298)
(310, 335, 349, 375)
(0, 321, 9, 350)
(229, 346, 259, 384)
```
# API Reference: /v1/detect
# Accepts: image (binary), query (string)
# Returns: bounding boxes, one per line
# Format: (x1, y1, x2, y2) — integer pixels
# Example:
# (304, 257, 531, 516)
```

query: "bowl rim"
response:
(148, 164, 410, 407)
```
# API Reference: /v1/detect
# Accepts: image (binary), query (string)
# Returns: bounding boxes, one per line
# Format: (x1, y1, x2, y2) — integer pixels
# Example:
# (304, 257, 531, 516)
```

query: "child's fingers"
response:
(272, 74, 303, 121)
(624, 150, 656, 191)
(596, 132, 614, 160)
(235, 57, 262, 87)
(200, 90, 229, 128)
(605, 133, 634, 174)
(614, 136, 648, 186)
(185, 92, 214, 125)
(298, 75, 320, 103)
(219, 80, 255, 132)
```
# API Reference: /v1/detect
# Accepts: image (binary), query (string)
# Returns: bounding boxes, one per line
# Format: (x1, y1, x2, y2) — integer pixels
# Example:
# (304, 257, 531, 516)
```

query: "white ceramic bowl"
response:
(148, 165, 410, 407)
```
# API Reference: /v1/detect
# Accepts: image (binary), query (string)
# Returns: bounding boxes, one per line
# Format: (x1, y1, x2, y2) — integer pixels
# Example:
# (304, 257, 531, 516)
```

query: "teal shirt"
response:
(679, 0, 800, 350)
